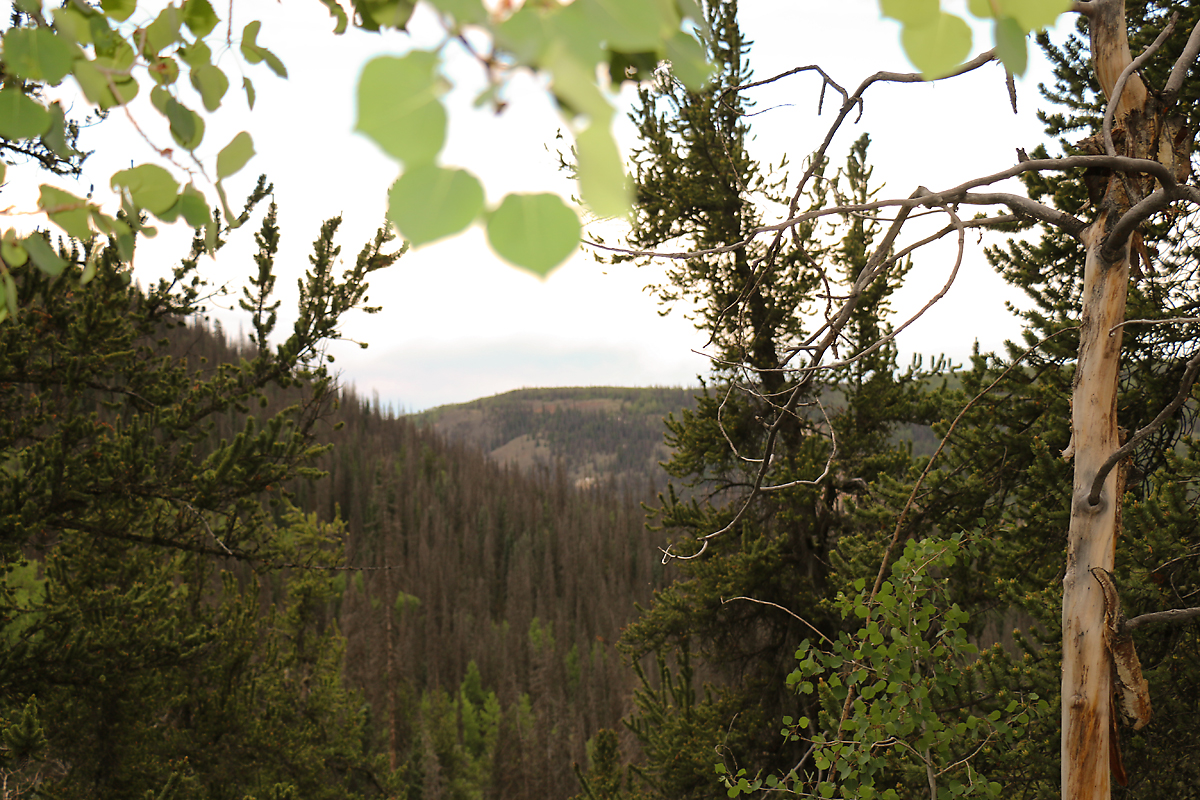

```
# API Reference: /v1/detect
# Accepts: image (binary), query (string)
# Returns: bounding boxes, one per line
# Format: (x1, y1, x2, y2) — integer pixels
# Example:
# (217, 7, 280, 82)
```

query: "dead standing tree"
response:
(599, 1, 1200, 797)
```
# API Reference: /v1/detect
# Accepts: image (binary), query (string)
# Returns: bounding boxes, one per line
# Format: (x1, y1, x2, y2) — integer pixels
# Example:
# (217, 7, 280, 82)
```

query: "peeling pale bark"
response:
(1063, 3, 1141, 799)
(1063, 216, 1128, 800)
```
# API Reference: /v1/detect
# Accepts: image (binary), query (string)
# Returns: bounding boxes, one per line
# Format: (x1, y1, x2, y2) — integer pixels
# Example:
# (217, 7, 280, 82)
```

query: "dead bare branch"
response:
(721, 596, 834, 644)
(1163, 17, 1200, 108)
(1087, 347, 1200, 505)
(1126, 605, 1200, 630)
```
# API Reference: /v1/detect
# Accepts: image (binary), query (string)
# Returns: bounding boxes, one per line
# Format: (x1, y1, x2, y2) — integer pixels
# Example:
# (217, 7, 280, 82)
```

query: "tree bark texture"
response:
(1063, 217, 1128, 800)
(1063, 2, 1142, 797)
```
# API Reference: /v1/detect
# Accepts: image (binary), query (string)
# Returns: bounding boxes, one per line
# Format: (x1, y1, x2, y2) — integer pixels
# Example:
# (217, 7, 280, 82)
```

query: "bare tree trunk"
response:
(1062, 220, 1129, 800)
(1063, 2, 1141, 797)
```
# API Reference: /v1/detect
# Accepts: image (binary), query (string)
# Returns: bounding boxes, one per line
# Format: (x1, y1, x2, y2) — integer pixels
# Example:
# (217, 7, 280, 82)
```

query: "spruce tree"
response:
(610, 4, 944, 797)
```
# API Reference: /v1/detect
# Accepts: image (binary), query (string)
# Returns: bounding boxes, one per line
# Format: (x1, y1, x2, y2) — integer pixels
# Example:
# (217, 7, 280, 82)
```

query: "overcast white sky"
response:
(4, 1, 1079, 410)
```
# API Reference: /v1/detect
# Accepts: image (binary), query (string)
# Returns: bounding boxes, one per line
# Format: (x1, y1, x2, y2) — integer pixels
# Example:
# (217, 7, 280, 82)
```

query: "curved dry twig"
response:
(1087, 347, 1200, 505)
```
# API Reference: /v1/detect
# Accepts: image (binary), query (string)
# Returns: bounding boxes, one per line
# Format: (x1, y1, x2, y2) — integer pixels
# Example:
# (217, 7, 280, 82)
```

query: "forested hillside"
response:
(412, 387, 699, 490)
(165, 322, 672, 800)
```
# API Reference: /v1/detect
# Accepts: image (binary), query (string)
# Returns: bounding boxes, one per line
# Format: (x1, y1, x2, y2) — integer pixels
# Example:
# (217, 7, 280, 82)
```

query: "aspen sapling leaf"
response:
(900, 12, 972, 80)
(190, 64, 229, 111)
(1, 234, 28, 268)
(355, 52, 447, 167)
(39, 185, 92, 240)
(580, 0, 677, 52)
(2, 27, 78, 85)
(664, 29, 716, 91)
(388, 165, 484, 246)
(111, 164, 181, 216)
(426, 0, 488, 26)
(22, 235, 67, 278)
(994, 16, 1028, 77)
(999, 0, 1072, 31)
(486, 193, 581, 278)
(216, 132, 255, 179)
(100, 0, 136, 22)
(575, 122, 632, 219)
(879, 0, 939, 27)
(181, 0, 220, 38)
(144, 6, 182, 56)
(0, 89, 51, 139)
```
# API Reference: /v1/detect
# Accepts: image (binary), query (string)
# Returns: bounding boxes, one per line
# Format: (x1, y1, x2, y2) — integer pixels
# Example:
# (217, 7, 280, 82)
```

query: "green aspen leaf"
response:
(259, 48, 287, 78)
(91, 211, 134, 260)
(354, 0, 417, 31)
(73, 59, 137, 108)
(242, 19, 263, 49)
(387, 165, 484, 246)
(176, 184, 211, 227)
(88, 14, 117, 53)
(150, 84, 171, 113)
(100, 0, 136, 22)
(901, 12, 972, 79)
(546, 43, 612, 122)
(427, 0, 488, 26)
(994, 16, 1027, 76)
(95, 32, 135, 69)
(2, 27, 79, 85)
(2, 236, 28, 267)
(486, 193, 581, 277)
(53, 6, 94, 45)
(880, 0, 938, 26)
(190, 63, 229, 111)
(318, 0, 349, 33)
(553, 4, 607, 71)
(39, 185, 92, 240)
(149, 56, 179, 86)
(144, 5, 182, 55)
(80, 246, 99, 284)
(164, 97, 204, 149)
(494, 6, 552, 64)
(0, 89, 52, 139)
(216, 131, 255, 178)
(355, 52, 447, 167)
(181, 0, 219, 38)
(178, 39, 211, 68)
(579, 0, 677, 52)
(22, 235, 67, 278)
(241, 22, 289, 78)
(664, 28, 714, 90)
(1004, 0, 1071, 31)
(967, 0, 993, 18)
(243, 76, 256, 109)
(575, 123, 631, 219)
(111, 164, 180, 216)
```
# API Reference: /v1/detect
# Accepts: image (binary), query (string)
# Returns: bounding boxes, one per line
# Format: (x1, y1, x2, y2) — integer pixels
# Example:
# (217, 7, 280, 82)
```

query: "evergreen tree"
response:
(0, 193, 404, 798)
(609, 4, 944, 798)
